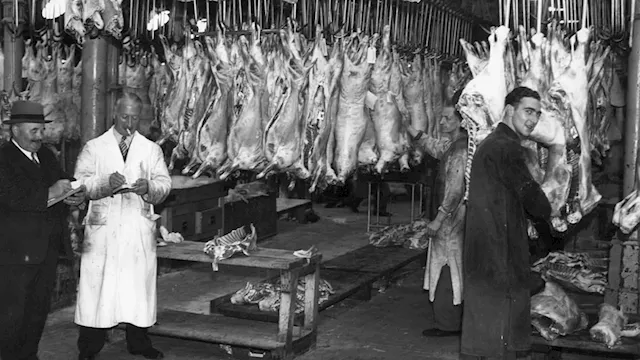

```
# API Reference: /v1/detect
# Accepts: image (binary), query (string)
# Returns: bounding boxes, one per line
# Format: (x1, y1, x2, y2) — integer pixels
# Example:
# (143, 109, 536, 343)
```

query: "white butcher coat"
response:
(74, 127, 171, 328)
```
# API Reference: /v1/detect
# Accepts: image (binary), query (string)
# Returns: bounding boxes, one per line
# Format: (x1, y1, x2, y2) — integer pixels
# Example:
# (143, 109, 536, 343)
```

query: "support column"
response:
(610, 0, 640, 315)
(80, 36, 109, 145)
(2, 0, 26, 93)
(105, 37, 119, 128)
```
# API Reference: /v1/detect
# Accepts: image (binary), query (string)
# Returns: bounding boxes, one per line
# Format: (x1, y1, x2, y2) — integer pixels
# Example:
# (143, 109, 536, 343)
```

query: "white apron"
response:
(74, 128, 171, 328)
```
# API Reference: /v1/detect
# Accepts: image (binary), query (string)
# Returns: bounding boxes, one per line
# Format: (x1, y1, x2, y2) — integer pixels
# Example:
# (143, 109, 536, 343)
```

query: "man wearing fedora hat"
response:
(0, 100, 86, 360)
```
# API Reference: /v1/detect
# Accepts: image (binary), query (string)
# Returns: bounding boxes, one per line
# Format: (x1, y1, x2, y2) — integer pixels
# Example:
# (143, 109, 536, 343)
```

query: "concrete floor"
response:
(28, 195, 628, 360)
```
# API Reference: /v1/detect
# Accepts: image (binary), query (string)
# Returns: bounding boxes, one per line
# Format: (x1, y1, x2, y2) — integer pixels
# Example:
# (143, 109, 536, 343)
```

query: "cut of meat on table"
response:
(368, 25, 409, 174)
(530, 281, 588, 341)
(590, 303, 629, 348)
(333, 32, 372, 184)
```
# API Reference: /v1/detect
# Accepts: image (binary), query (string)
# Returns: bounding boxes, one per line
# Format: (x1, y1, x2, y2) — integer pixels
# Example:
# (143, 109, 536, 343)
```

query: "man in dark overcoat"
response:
(461, 87, 552, 360)
(0, 100, 86, 360)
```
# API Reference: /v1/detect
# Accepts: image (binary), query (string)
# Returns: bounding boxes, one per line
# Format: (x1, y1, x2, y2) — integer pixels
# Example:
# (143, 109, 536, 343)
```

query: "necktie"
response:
(119, 135, 129, 160)
(31, 153, 40, 167)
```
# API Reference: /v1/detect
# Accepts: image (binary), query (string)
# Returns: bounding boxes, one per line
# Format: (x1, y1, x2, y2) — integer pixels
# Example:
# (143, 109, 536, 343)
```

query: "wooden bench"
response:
(153, 241, 322, 359)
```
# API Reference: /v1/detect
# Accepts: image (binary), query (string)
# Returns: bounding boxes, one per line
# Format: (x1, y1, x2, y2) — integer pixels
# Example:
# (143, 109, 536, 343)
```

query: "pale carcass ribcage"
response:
(458, 26, 510, 200)
(333, 33, 372, 184)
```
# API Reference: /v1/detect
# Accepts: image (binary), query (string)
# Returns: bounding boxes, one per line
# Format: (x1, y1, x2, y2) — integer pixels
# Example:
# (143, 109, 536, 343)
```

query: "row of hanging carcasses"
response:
(455, 21, 619, 234)
(143, 22, 470, 192)
(17, 39, 83, 145)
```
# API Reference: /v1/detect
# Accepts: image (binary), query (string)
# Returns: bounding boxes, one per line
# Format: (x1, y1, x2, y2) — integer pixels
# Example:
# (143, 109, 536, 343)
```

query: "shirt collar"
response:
(496, 122, 519, 140)
(11, 139, 38, 161)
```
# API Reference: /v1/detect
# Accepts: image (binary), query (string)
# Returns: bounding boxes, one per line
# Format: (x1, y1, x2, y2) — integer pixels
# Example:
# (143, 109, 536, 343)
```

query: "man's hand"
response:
(132, 179, 149, 196)
(109, 172, 127, 190)
(49, 179, 72, 199)
(63, 186, 86, 206)
(426, 219, 443, 237)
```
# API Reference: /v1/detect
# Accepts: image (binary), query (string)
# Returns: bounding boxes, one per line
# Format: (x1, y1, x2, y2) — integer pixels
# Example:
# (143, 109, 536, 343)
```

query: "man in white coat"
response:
(73, 92, 172, 360)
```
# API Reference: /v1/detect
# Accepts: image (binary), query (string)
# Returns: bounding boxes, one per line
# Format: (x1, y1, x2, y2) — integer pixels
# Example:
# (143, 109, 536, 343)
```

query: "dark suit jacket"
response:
(0, 141, 73, 264)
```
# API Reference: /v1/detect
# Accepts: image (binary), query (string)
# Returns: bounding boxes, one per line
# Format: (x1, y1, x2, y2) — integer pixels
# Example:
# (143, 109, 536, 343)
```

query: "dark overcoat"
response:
(461, 123, 551, 358)
(0, 141, 72, 264)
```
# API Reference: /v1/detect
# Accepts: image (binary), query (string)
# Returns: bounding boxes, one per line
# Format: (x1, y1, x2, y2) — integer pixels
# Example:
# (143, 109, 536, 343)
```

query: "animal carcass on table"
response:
(530, 280, 588, 341)
(258, 24, 309, 180)
(590, 303, 640, 348)
(303, 25, 343, 192)
(333, 32, 373, 183)
(368, 25, 410, 174)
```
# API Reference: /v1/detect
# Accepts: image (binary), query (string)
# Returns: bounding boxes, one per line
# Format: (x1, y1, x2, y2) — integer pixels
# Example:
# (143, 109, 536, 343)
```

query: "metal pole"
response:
(81, 37, 109, 145)
(2, 0, 26, 92)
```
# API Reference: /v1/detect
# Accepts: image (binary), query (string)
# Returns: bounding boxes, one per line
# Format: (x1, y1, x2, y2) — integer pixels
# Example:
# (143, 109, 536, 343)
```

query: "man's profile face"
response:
(440, 107, 461, 134)
(12, 122, 44, 152)
(114, 99, 142, 136)
(512, 97, 541, 138)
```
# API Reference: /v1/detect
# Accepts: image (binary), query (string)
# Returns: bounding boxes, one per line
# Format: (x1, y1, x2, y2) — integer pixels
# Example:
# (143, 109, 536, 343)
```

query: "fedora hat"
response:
(5, 101, 51, 125)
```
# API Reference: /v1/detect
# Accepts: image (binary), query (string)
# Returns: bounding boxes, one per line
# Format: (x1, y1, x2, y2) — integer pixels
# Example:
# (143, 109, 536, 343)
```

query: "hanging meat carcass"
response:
(40, 45, 65, 144)
(56, 44, 80, 140)
(218, 26, 269, 179)
(457, 26, 510, 201)
(22, 39, 46, 102)
(187, 30, 234, 178)
(422, 57, 437, 138)
(83, 0, 105, 31)
(530, 280, 588, 341)
(169, 40, 215, 171)
(257, 23, 309, 179)
(157, 33, 197, 145)
(333, 32, 373, 183)
(65, 0, 85, 44)
(400, 54, 428, 166)
(369, 25, 410, 174)
(118, 40, 154, 138)
(148, 46, 172, 131)
(102, 0, 124, 39)
(303, 25, 343, 192)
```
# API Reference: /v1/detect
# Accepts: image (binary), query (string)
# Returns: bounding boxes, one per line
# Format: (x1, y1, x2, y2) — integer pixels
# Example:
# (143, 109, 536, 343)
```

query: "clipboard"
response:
(47, 181, 83, 207)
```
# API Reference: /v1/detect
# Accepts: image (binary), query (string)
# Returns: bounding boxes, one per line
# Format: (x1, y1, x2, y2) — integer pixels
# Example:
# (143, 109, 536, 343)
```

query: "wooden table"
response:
(155, 241, 322, 359)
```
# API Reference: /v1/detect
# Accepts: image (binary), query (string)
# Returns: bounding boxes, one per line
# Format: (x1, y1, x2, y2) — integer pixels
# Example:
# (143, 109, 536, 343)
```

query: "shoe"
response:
(421, 328, 460, 337)
(78, 354, 96, 360)
(129, 347, 165, 359)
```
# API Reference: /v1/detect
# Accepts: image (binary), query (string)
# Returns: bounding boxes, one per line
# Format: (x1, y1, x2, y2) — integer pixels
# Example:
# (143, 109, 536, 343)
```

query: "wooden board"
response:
(139, 309, 313, 353)
(531, 331, 640, 356)
(276, 198, 312, 215)
(157, 241, 320, 270)
(213, 269, 377, 325)
(321, 244, 425, 274)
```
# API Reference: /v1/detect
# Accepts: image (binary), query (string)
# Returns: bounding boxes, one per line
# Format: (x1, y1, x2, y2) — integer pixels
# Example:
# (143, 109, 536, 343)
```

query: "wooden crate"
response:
(155, 180, 229, 242)
(224, 191, 278, 242)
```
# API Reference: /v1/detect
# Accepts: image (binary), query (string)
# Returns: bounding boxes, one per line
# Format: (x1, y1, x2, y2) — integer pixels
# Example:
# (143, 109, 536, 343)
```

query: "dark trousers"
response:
(430, 265, 462, 332)
(78, 324, 152, 356)
(0, 243, 59, 360)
